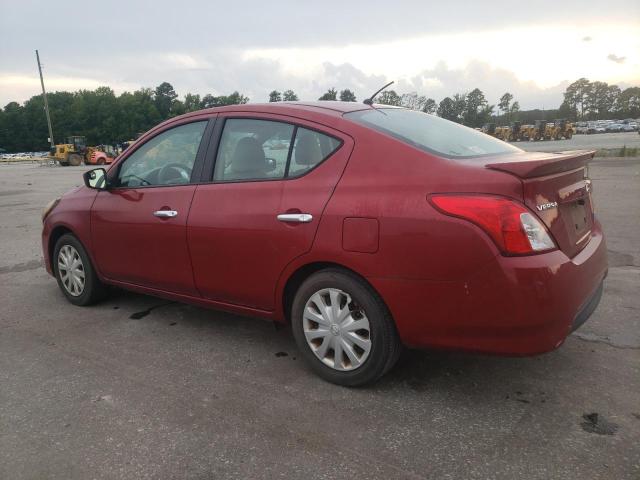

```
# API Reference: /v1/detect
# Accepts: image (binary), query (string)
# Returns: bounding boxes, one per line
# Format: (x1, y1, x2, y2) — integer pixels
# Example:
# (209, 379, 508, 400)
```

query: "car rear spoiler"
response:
(486, 150, 596, 179)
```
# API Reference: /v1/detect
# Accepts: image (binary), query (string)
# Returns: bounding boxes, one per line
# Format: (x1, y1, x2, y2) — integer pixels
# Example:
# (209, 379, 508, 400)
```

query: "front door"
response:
(91, 119, 211, 295)
(188, 115, 352, 310)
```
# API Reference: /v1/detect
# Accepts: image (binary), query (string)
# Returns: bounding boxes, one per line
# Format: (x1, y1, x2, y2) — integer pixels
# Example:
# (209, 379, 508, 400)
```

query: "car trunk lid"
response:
(484, 150, 596, 258)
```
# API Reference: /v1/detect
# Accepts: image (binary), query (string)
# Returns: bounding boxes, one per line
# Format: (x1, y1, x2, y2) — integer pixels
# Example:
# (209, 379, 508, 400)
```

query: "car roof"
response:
(169, 101, 394, 127)
(208, 101, 371, 115)
(150, 101, 405, 138)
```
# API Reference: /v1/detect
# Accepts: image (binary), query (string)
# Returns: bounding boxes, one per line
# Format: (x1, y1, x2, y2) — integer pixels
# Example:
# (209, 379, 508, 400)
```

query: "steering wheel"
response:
(158, 163, 192, 184)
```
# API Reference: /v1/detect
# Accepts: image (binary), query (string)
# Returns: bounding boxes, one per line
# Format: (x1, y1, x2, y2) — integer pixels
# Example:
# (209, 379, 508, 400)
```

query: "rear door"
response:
(91, 117, 214, 295)
(187, 113, 353, 310)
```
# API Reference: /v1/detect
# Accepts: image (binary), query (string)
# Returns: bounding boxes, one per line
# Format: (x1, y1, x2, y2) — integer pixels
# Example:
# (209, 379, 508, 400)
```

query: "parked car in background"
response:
(41, 102, 608, 386)
(575, 122, 588, 134)
(589, 123, 606, 134)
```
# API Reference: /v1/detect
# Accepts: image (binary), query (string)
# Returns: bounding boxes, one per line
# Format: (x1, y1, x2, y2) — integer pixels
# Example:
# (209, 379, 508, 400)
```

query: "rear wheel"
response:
(53, 233, 107, 306)
(291, 269, 401, 386)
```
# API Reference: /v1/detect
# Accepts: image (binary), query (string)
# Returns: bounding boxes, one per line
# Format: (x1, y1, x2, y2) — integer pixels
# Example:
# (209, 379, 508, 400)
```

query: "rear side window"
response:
(214, 119, 294, 181)
(213, 119, 341, 182)
(288, 128, 341, 177)
(345, 108, 521, 158)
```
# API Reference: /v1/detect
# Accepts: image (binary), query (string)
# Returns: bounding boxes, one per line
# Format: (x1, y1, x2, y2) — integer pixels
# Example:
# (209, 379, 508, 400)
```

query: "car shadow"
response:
(103, 287, 569, 399)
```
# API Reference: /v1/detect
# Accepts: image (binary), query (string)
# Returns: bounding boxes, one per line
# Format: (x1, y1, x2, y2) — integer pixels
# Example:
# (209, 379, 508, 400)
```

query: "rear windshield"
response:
(345, 108, 522, 158)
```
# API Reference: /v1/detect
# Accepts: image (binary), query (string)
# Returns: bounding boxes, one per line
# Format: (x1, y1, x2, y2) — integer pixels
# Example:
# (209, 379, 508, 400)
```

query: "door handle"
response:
(277, 213, 313, 223)
(153, 209, 178, 218)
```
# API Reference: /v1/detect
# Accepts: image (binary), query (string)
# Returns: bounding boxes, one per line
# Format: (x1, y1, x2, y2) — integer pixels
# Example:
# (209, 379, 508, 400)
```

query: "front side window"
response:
(117, 121, 207, 187)
(345, 108, 522, 158)
(213, 119, 341, 182)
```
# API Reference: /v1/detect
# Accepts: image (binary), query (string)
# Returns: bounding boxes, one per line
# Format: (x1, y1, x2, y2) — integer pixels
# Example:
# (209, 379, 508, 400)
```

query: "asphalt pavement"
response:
(0, 159, 638, 479)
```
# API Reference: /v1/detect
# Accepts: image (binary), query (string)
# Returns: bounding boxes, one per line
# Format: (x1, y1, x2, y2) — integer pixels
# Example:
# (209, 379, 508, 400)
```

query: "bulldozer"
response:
(50, 136, 88, 166)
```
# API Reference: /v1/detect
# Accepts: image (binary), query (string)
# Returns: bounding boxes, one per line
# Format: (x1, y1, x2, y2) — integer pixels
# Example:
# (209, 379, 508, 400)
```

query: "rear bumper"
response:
(571, 280, 603, 333)
(369, 223, 608, 355)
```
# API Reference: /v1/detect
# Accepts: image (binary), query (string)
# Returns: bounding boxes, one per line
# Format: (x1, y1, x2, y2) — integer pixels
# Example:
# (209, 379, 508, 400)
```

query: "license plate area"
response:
(568, 200, 590, 241)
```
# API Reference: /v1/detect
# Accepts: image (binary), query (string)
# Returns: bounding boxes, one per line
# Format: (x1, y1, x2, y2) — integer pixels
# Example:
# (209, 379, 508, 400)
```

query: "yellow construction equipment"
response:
(494, 125, 510, 141)
(490, 119, 574, 143)
(487, 122, 524, 142)
(552, 119, 574, 139)
(518, 121, 546, 141)
(481, 123, 497, 136)
(50, 136, 88, 166)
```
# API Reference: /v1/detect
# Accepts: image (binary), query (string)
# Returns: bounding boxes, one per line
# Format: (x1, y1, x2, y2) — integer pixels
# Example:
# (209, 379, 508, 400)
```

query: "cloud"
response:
(1, 3, 638, 109)
(395, 61, 568, 109)
(607, 53, 626, 64)
(0, 57, 596, 111)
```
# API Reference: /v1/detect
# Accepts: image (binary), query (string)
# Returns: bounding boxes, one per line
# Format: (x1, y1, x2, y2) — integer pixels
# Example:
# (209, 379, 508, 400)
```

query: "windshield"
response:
(345, 108, 522, 158)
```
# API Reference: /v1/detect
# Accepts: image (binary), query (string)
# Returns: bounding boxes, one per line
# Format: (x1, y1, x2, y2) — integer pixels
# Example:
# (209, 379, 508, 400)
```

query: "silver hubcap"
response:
(57, 245, 85, 297)
(303, 288, 372, 371)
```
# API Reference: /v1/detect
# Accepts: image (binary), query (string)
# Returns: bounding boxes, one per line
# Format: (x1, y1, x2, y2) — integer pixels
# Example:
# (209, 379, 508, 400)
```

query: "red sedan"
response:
(41, 101, 607, 386)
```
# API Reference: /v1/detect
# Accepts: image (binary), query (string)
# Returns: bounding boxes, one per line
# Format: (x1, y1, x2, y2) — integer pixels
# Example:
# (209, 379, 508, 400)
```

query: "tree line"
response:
(1, 78, 638, 152)
(558, 78, 640, 121)
(0, 82, 250, 152)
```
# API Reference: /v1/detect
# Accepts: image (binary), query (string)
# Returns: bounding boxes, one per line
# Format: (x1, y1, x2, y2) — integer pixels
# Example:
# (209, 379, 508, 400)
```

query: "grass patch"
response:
(594, 146, 639, 157)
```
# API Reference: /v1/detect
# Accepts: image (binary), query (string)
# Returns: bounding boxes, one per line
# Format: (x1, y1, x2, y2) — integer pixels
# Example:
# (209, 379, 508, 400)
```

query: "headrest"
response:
(230, 137, 266, 173)
(293, 131, 322, 166)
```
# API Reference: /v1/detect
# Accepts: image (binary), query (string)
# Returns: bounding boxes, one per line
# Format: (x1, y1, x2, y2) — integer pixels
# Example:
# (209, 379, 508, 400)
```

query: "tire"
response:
(68, 154, 82, 166)
(291, 268, 402, 386)
(53, 233, 107, 306)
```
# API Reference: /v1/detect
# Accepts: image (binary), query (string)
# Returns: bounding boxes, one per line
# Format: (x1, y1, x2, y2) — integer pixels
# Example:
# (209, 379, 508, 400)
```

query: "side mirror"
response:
(83, 168, 108, 190)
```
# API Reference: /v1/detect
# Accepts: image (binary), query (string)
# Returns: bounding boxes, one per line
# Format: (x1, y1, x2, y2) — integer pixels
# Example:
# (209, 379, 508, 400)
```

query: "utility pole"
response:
(35, 50, 55, 149)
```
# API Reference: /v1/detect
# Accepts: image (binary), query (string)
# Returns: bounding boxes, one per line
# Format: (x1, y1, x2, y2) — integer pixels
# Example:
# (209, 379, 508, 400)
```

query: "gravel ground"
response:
(0, 159, 638, 479)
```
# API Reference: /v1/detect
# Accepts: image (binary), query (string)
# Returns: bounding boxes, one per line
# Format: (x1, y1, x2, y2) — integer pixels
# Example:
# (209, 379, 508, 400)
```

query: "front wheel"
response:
(53, 233, 107, 306)
(291, 269, 401, 386)
(68, 153, 83, 166)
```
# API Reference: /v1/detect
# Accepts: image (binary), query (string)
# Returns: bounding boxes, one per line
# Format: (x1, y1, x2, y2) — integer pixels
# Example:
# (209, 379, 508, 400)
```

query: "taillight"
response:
(429, 194, 556, 255)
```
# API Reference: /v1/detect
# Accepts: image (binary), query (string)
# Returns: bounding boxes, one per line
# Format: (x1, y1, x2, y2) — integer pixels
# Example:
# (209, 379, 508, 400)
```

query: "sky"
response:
(0, 0, 639, 109)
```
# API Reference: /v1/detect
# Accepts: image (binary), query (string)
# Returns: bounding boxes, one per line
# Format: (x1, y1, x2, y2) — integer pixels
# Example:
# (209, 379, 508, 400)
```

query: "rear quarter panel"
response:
(306, 124, 524, 282)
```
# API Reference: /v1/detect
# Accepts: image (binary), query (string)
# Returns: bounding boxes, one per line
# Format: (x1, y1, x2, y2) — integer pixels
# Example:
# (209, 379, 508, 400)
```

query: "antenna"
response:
(363, 81, 394, 105)
(35, 50, 55, 148)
